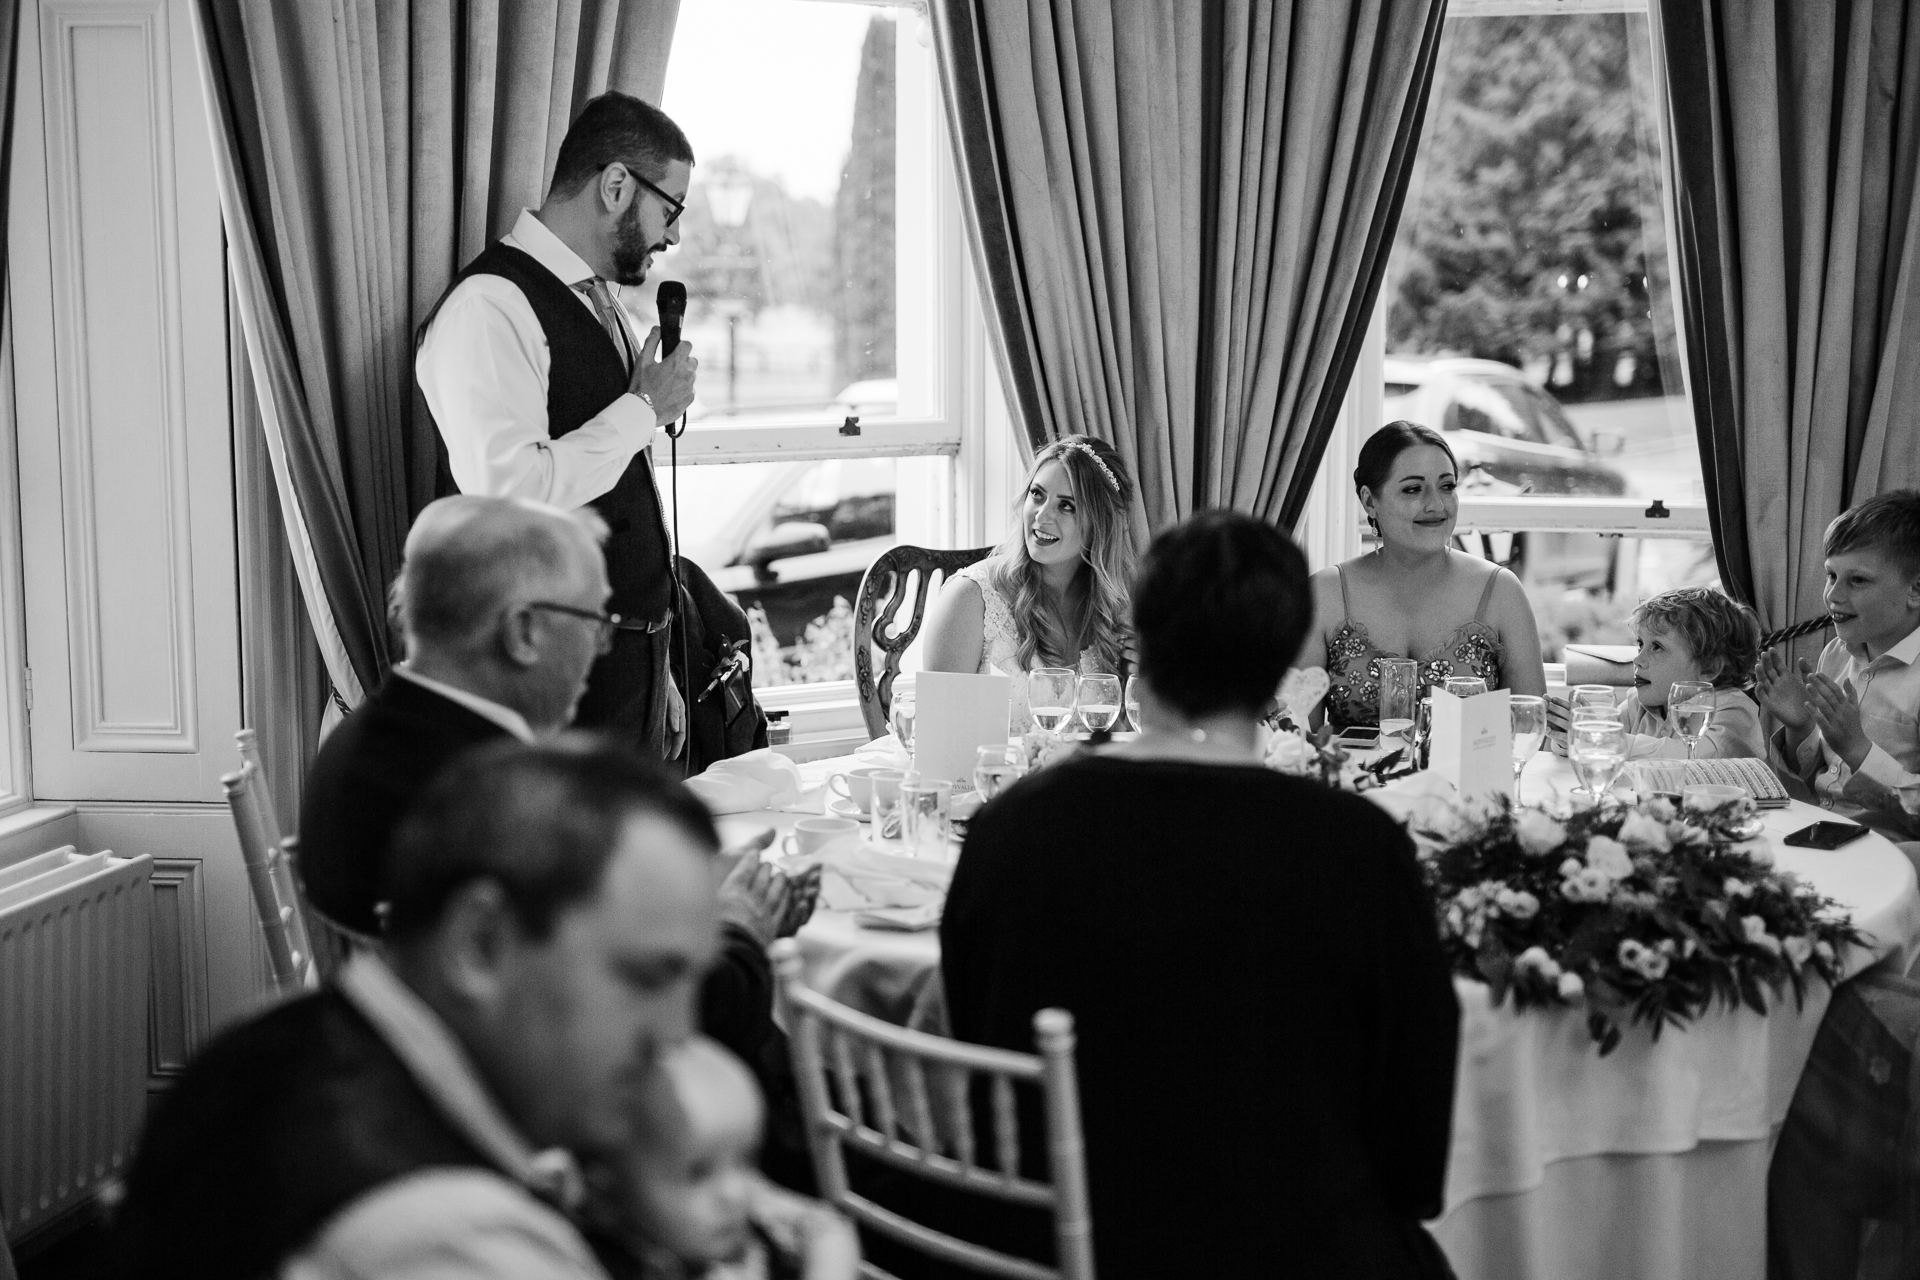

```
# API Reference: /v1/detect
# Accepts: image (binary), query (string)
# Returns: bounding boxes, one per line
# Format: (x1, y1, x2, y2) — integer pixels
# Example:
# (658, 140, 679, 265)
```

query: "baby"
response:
(1612, 587, 1766, 760)
(599, 1036, 857, 1280)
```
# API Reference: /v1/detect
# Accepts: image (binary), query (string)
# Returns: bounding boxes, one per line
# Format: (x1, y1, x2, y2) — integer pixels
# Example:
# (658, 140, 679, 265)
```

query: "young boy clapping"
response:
(1758, 490, 1920, 840)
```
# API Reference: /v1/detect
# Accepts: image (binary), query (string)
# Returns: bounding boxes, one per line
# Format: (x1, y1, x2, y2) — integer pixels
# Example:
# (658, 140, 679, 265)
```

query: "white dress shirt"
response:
(1770, 625, 1920, 838)
(391, 664, 536, 742)
(416, 209, 658, 511)
(282, 954, 603, 1279)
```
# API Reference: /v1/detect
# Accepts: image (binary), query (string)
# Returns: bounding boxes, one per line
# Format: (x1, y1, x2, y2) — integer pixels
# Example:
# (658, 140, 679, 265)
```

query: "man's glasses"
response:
(526, 601, 621, 649)
(612, 161, 685, 228)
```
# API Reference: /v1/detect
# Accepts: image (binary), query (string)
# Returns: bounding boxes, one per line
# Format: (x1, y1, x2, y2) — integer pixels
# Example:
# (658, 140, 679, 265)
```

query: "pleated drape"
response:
(1654, 0, 1920, 634)
(194, 0, 679, 710)
(932, 0, 1444, 542)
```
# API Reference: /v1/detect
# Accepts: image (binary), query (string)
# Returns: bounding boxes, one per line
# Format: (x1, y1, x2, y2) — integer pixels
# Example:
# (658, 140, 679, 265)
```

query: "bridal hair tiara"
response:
(1050, 438, 1121, 494)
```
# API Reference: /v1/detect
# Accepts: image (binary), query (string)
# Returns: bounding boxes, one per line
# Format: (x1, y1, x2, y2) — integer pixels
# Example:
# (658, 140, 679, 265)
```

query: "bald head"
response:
(396, 496, 607, 657)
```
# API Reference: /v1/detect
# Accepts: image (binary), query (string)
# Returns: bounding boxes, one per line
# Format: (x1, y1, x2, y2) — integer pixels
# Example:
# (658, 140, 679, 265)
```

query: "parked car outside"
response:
(1382, 355, 1632, 592)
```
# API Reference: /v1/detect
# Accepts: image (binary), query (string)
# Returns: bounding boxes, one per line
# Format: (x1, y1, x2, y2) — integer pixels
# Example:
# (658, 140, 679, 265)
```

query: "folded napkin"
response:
(854, 735, 914, 771)
(684, 749, 805, 815)
(786, 836, 953, 916)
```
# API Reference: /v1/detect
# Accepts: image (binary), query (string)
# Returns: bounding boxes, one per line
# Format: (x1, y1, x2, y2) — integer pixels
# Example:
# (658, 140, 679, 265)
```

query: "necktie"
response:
(575, 277, 632, 373)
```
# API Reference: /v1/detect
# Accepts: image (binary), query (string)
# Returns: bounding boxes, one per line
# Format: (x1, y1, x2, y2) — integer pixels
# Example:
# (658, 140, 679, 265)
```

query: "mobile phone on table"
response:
(1782, 821, 1869, 850)
(1333, 726, 1381, 748)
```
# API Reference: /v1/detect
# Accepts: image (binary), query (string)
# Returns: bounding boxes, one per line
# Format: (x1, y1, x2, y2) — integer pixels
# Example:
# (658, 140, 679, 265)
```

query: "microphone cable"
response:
(666, 408, 691, 774)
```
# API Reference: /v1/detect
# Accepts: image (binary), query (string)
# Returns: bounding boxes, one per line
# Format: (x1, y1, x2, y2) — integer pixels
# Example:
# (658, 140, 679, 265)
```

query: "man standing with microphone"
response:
(418, 92, 697, 761)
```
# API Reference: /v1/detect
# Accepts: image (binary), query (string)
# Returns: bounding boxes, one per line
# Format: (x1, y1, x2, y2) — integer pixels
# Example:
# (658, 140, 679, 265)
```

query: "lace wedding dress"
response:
(955, 560, 1109, 734)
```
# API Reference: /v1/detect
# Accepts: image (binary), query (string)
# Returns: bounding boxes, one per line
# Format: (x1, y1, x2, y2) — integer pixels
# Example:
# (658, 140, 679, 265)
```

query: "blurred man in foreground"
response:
(112, 738, 720, 1279)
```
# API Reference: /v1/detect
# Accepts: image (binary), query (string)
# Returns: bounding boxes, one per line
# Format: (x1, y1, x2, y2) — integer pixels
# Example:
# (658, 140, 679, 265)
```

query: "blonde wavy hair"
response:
(987, 435, 1138, 673)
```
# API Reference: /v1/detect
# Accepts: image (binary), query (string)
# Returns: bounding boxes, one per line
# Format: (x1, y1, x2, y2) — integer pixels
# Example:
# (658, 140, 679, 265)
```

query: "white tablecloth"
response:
(744, 750, 1920, 1280)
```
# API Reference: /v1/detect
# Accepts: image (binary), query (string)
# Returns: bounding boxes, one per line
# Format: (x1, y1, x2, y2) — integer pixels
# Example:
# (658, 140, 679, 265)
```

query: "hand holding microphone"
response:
(633, 279, 698, 425)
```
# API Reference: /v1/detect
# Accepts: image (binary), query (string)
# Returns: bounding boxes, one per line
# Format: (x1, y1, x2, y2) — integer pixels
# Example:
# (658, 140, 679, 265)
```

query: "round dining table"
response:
(735, 746, 1920, 1280)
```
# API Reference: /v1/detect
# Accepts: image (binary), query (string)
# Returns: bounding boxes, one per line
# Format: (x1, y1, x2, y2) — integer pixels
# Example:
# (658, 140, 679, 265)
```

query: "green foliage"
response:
(1391, 15, 1672, 402)
(833, 15, 896, 389)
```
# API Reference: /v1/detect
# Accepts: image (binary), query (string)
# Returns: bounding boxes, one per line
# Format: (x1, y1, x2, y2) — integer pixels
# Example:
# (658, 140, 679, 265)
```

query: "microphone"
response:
(656, 281, 686, 357)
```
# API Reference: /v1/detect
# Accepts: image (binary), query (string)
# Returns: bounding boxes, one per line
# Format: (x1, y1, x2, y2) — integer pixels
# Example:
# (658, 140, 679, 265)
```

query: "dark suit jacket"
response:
(296, 674, 801, 1182)
(937, 756, 1461, 1280)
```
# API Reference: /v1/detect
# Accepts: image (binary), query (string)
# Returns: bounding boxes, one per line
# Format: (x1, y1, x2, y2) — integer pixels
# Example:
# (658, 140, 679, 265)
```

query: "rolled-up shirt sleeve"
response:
(416, 276, 657, 511)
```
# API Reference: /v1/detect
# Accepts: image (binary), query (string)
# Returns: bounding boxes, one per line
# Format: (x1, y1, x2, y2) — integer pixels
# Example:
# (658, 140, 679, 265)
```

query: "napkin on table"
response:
(777, 835, 952, 916)
(684, 749, 805, 815)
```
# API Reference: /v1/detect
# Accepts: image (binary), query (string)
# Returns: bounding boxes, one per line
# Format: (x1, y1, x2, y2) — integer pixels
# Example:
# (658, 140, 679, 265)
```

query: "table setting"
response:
(698, 665, 1920, 1279)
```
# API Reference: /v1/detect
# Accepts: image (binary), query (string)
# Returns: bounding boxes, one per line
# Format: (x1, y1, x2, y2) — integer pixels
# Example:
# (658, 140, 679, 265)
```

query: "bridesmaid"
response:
(921, 435, 1137, 732)
(1313, 421, 1546, 729)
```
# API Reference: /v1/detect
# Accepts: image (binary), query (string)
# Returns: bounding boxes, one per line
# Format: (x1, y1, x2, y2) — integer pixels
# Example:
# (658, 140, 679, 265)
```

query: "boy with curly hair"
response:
(1614, 587, 1766, 760)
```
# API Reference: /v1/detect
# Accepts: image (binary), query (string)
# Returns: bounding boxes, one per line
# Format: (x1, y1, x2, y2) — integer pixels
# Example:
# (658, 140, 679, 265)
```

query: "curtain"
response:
(1653, 0, 1920, 633)
(193, 0, 681, 711)
(931, 0, 1445, 544)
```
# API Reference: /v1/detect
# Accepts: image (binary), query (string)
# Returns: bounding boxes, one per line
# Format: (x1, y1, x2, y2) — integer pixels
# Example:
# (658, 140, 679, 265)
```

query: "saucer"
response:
(826, 796, 869, 821)
(1725, 816, 1767, 841)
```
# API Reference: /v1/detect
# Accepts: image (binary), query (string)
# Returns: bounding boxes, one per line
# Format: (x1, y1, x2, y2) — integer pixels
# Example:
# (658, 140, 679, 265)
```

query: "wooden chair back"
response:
(221, 762, 317, 997)
(853, 545, 992, 740)
(772, 940, 1094, 1280)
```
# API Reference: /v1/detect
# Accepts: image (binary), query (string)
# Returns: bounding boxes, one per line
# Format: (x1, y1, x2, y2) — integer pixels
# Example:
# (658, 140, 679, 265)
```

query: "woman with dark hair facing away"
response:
(1315, 421, 1546, 729)
(922, 435, 1137, 732)
(941, 511, 1461, 1279)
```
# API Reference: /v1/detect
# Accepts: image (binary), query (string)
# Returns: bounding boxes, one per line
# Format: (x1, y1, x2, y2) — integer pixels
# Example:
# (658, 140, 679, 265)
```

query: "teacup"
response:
(1682, 783, 1747, 813)
(869, 769, 910, 843)
(781, 817, 861, 861)
(828, 765, 883, 815)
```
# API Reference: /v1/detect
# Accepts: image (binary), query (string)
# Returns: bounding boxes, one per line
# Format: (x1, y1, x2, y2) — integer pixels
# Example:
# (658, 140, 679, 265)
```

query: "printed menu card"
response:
(1430, 687, 1511, 804)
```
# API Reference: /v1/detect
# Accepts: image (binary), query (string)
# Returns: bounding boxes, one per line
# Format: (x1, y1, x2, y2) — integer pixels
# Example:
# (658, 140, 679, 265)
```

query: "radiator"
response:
(0, 851, 152, 1242)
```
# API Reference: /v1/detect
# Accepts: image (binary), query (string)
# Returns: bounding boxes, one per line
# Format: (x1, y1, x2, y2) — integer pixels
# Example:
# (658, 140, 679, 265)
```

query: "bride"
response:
(921, 435, 1137, 731)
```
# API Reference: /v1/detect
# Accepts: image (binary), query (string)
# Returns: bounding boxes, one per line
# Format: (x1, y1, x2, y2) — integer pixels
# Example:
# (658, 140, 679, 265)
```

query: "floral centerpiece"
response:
(1262, 666, 1417, 791)
(1423, 793, 1864, 1054)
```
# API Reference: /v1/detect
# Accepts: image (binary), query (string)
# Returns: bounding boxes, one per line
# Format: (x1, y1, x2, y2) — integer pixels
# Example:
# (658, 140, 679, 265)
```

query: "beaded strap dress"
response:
(955, 559, 1110, 735)
(1323, 562, 1505, 730)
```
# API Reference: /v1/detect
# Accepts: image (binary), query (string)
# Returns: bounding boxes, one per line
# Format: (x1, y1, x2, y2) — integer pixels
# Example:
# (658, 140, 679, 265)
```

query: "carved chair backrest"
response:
(853, 545, 993, 741)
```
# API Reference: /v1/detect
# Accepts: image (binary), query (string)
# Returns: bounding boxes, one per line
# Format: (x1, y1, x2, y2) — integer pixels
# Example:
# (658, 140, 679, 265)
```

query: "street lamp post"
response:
(705, 172, 756, 411)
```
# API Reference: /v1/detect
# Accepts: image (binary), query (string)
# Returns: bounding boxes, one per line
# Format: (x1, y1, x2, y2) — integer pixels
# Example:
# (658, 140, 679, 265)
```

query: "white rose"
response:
(1265, 730, 1317, 775)
(1742, 915, 1783, 955)
(1618, 810, 1673, 853)
(1736, 838, 1775, 867)
(1559, 857, 1584, 878)
(1498, 889, 1541, 921)
(1783, 936, 1813, 967)
(1585, 835, 1635, 881)
(1557, 971, 1586, 1000)
(1618, 939, 1647, 967)
(1516, 810, 1569, 857)
(1638, 949, 1670, 980)
(1516, 945, 1552, 973)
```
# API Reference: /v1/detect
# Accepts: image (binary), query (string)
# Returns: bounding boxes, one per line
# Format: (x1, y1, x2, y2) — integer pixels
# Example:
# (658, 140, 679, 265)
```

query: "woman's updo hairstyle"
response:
(1353, 421, 1456, 532)
(1132, 511, 1311, 720)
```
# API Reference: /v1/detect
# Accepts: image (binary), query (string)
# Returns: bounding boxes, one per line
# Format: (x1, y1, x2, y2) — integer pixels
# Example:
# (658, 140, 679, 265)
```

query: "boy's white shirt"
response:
(1768, 624, 1920, 832)
(1615, 685, 1766, 760)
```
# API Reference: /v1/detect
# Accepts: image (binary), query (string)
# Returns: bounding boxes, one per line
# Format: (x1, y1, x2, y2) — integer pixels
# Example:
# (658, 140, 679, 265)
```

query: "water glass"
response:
(1668, 681, 1716, 761)
(1378, 659, 1420, 745)
(973, 744, 1025, 801)
(1077, 673, 1122, 733)
(1028, 668, 1078, 733)
(1629, 758, 1688, 804)
(1124, 675, 1143, 732)
(1443, 675, 1489, 699)
(901, 779, 953, 860)
(890, 691, 916, 752)
(1510, 695, 1547, 801)
(1570, 685, 1618, 720)
(1569, 718, 1629, 802)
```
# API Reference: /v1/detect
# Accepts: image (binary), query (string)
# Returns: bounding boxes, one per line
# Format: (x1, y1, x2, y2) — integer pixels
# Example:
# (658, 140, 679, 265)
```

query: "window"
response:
(1314, 0, 1719, 659)
(638, 0, 978, 715)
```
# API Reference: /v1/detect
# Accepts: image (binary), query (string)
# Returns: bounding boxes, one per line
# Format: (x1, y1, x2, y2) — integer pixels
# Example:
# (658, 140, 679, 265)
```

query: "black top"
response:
(108, 989, 492, 1280)
(423, 240, 673, 624)
(299, 673, 504, 935)
(940, 755, 1461, 1280)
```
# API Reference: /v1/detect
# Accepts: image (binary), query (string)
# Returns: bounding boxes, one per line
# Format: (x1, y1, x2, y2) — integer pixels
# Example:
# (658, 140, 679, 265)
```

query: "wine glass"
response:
(890, 690, 916, 752)
(1510, 695, 1547, 802)
(1378, 659, 1419, 747)
(1571, 685, 1617, 719)
(1443, 675, 1489, 699)
(973, 744, 1025, 801)
(1028, 668, 1078, 733)
(1077, 673, 1122, 734)
(1569, 718, 1629, 803)
(1668, 680, 1716, 761)
(1124, 675, 1143, 732)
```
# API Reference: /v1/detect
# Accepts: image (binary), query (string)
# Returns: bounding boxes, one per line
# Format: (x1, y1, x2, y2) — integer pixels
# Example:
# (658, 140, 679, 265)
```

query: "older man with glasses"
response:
(417, 91, 700, 766)
(298, 496, 811, 1185)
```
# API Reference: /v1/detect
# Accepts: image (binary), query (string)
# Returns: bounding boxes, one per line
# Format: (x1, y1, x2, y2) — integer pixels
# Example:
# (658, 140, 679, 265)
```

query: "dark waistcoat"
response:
(108, 990, 497, 1280)
(425, 241, 672, 623)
